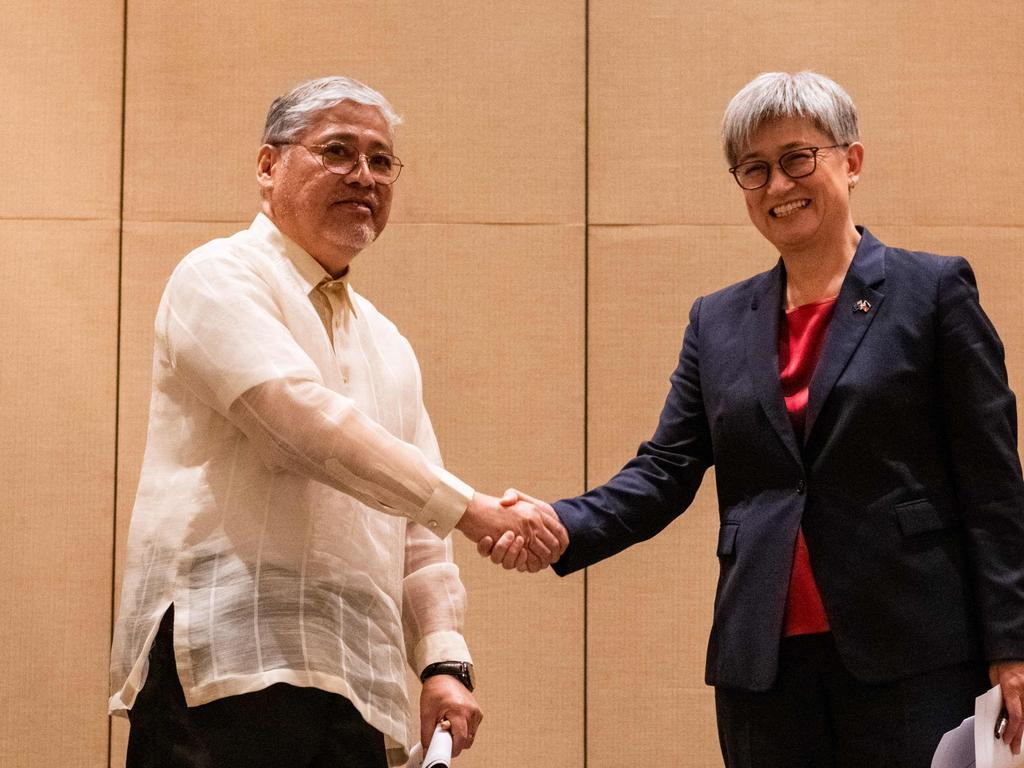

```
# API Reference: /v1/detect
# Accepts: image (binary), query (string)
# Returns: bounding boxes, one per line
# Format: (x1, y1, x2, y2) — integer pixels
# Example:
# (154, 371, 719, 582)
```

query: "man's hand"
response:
(991, 660, 1024, 754)
(420, 674, 482, 757)
(474, 489, 568, 572)
(456, 489, 568, 570)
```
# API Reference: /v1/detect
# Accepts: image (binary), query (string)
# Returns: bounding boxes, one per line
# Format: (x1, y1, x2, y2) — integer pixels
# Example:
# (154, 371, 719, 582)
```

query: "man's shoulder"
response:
(166, 225, 282, 291)
(181, 225, 269, 269)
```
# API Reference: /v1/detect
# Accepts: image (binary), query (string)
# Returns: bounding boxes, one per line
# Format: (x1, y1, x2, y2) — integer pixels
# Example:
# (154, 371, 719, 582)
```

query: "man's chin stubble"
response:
(339, 224, 378, 253)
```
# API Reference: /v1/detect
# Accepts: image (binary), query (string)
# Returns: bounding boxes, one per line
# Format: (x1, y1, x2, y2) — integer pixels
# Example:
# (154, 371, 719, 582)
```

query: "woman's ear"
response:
(845, 142, 864, 190)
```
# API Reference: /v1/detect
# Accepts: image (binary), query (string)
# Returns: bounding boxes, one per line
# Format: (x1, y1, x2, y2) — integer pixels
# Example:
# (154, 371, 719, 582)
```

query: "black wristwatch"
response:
(420, 660, 475, 692)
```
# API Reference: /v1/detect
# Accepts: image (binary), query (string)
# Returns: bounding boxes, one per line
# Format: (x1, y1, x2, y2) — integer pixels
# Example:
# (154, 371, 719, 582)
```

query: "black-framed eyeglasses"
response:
(275, 141, 404, 184)
(728, 144, 848, 190)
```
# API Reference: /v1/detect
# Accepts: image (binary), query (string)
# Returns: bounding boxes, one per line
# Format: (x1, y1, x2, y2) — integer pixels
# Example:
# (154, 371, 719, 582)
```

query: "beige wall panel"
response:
(588, 0, 1022, 228)
(355, 224, 585, 493)
(587, 224, 770, 478)
(586, 225, 775, 767)
(111, 717, 130, 768)
(122, 0, 584, 226)
(0, 2, 123, 219)
(356, 222, 586, 767)
(0, 220, 119, 766)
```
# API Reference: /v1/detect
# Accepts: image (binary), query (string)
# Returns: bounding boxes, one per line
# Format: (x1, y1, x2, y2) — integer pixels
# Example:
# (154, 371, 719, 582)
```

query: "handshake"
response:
(456, 489, 569, 573)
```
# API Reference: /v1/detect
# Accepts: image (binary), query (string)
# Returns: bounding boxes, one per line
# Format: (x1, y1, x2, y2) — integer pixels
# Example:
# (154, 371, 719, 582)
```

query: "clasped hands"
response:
(456, 489, 568, 572)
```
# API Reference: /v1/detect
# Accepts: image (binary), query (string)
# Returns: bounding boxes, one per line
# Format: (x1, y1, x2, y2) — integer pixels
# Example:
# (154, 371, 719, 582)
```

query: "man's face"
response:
(258, 101, 394, 274)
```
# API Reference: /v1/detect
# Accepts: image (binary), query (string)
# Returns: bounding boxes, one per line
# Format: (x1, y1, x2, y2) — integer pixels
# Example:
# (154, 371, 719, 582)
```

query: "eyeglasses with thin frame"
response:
(274, 141, 404, 184)
(728, 144, 848, 190)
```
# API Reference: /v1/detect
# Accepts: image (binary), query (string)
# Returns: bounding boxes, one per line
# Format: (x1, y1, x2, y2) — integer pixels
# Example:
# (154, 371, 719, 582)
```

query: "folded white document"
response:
(932, 685, 1024, 768)
(407, 725, 453, 768)
(974, 685, 1024, 768)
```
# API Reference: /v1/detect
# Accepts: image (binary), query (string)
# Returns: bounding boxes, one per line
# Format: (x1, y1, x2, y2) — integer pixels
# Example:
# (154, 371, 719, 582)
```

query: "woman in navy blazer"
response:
(484, 71, 1024, 767)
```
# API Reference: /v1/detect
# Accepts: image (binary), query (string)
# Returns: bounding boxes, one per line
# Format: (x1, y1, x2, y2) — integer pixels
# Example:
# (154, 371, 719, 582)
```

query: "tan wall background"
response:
(1, 1, 1020, 766)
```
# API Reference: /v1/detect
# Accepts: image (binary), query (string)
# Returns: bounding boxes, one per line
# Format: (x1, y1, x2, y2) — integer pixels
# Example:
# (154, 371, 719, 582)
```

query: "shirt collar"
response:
(249, 212, 357, 318)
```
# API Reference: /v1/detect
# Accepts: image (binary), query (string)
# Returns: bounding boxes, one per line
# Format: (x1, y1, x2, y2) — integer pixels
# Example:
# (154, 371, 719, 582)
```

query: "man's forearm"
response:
(230, 377, 471, 534)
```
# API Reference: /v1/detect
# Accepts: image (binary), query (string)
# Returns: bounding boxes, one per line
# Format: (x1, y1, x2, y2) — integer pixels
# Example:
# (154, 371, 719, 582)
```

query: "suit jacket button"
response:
(797, 479, 806, 495)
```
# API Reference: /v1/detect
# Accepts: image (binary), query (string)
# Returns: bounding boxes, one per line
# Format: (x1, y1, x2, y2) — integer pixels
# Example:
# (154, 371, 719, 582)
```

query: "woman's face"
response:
(735, 116, 862, 256)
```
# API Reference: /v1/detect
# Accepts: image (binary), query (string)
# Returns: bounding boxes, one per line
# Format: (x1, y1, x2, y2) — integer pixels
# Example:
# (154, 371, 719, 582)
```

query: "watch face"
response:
(465, 663, 476, 691)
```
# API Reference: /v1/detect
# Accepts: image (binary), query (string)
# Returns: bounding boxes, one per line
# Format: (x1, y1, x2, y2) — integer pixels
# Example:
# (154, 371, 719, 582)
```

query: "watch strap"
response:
(420, 660, 475, 692)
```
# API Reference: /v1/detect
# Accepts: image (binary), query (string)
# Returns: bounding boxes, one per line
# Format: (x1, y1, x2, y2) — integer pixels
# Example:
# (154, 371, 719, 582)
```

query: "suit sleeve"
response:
(936, 256, 1024, 660)
(552, 297, 715, 575)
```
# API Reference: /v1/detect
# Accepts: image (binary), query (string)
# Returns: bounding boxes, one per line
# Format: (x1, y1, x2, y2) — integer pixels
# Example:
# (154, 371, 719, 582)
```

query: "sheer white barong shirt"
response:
(109, 213, 474, 763)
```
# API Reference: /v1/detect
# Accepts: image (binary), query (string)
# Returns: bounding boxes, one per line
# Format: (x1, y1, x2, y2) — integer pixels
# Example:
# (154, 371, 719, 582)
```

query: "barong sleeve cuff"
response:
(412, 631, 473, 677)
(418, 468, 473, 538)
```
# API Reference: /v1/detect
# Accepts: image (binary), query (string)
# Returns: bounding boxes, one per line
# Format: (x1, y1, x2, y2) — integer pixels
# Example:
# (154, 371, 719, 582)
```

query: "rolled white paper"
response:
(407, 724, 453, 768)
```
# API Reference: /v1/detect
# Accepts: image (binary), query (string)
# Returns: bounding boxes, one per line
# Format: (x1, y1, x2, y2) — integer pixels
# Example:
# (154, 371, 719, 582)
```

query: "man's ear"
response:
(257, 143, 278, 197)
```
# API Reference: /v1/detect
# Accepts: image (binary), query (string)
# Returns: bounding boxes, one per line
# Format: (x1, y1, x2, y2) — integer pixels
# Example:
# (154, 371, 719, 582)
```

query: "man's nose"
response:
(344, 155, 375, 187)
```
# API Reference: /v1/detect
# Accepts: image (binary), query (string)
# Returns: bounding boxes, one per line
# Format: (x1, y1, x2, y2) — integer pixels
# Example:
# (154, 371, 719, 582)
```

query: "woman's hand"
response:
(990, 660, 1024, 754)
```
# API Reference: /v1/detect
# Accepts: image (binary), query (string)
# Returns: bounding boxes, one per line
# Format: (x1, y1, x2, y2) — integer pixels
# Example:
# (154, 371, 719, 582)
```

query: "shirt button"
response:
(796, 479, 806, 495)
(428, 519, 438, 529)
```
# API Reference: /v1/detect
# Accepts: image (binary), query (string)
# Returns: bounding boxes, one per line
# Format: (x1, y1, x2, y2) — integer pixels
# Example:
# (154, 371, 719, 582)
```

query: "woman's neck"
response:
(781, 226, 861, 309)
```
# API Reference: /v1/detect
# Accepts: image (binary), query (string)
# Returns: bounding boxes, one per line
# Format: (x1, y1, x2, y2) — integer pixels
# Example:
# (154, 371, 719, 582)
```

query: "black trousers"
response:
(715, 632, 988, 768)
(126, 609, 388, 768)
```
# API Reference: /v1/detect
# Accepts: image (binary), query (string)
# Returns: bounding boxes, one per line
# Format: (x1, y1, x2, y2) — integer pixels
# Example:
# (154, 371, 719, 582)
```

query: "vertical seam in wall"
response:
(108, 0, 129, 765)
(582, 0, 590, 766)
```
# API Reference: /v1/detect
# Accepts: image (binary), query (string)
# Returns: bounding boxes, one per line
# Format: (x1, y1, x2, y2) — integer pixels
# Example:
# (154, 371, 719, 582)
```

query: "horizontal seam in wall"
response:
(120, 218, 252, 226)
(0, 215, 122, 223)
(119, 218, 588, 227)
(587, 222, 1024, 230)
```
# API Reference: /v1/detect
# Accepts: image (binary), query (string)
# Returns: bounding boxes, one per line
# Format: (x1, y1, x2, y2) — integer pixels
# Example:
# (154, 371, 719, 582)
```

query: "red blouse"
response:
(779, 298, 836, 637)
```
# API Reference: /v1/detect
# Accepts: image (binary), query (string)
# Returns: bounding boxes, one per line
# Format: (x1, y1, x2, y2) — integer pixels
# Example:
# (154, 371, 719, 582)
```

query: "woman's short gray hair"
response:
(262, 76, 402, 144)
(722, 71, 859, 166)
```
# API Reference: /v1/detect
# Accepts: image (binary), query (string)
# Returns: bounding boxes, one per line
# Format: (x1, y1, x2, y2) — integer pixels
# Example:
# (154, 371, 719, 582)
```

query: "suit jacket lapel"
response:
(804, 228, 887, 441)
(745, 262, 803, 466)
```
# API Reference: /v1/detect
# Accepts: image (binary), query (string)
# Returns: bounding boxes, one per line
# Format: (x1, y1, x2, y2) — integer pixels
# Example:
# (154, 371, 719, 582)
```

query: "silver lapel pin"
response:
(853, 299, 872, 313)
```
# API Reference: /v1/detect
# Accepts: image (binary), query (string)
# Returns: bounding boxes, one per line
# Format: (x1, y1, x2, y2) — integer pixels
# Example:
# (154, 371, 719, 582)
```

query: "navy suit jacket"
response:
(553, 227, 1024, 691)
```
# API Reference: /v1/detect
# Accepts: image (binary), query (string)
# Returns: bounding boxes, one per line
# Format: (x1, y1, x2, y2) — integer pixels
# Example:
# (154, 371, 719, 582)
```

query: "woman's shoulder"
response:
(697, 264, 780, 314)
(862, 228, 972, 278)
(857, 230, 981, 313)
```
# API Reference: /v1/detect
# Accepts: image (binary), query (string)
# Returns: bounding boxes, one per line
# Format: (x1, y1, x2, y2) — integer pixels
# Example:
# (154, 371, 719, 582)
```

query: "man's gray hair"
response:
(722, 71, 859, 166)
(262, 76, 402, 144)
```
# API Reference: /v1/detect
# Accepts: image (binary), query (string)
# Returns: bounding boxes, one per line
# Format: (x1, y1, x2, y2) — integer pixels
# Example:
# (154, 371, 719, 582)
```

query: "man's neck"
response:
(261, 205, 358, 277)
